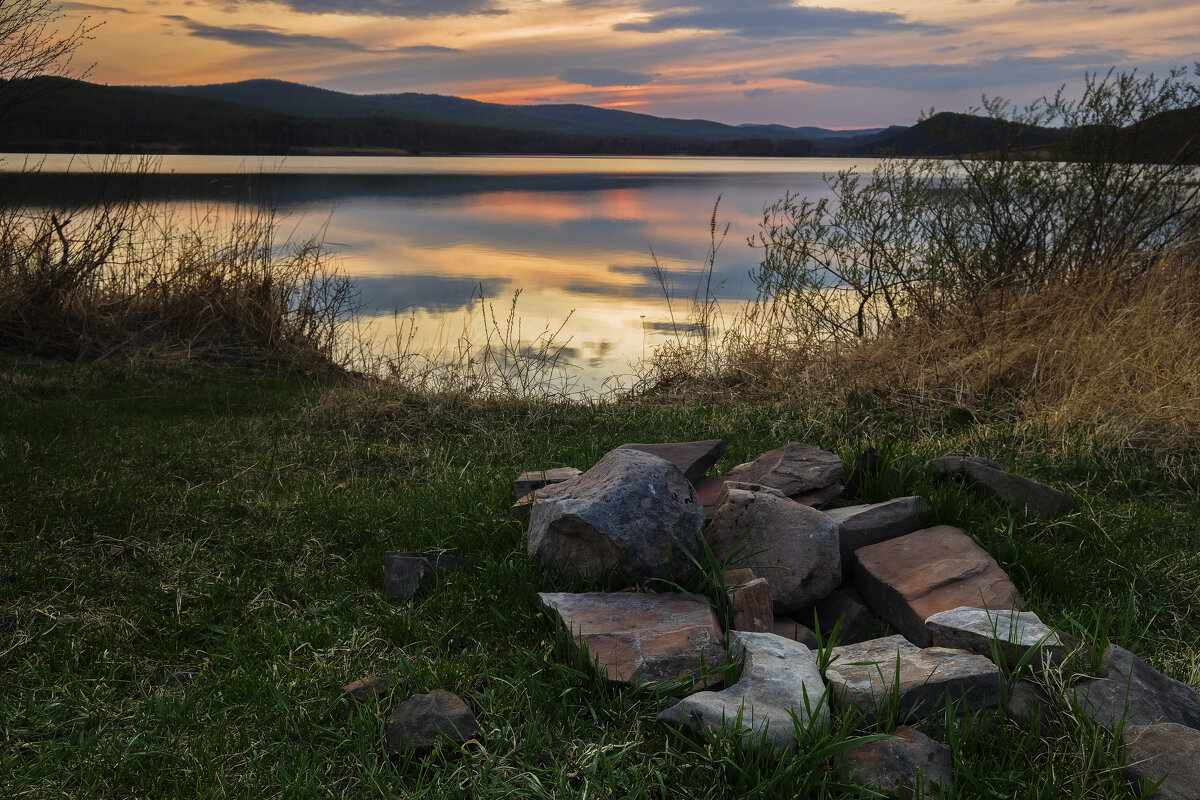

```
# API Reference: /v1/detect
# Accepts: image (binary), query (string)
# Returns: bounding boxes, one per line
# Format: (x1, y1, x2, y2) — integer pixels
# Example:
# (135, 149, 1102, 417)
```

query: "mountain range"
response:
(1, 77, 1195, 161)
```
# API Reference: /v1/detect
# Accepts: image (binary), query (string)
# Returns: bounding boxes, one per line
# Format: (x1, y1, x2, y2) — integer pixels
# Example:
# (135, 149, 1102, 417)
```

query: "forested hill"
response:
(2, 77, 1197, 159)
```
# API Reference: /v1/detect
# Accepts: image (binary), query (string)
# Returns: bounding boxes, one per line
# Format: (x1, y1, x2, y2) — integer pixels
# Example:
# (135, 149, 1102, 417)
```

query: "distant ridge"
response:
(135, 79, 881, 144)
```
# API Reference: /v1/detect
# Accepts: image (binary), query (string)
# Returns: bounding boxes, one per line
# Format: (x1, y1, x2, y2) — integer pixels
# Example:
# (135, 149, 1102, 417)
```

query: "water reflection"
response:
(3, 155, 876, 390)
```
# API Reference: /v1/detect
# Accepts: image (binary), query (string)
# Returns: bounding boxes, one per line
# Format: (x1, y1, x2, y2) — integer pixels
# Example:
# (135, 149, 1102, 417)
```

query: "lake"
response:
(4, 154, 880, 390)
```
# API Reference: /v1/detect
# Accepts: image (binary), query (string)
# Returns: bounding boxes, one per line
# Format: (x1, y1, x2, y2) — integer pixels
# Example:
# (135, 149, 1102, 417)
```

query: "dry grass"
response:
(641, 244, 1200, 452)
(0, 187, 356, 371)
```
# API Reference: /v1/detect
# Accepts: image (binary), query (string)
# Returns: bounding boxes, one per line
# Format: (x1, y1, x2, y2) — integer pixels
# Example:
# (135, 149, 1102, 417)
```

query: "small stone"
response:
(825, 496, 931, 574)
(770, 616, 818, 648)
(925, 606, 1066, 669)
(527, 448, 703, 587)
(825, 635, 1001, 723)
(928, 456, 1075, 519)
(385, 690, 478, 757)
(342, 675, 392, 704)
(729, 578, 774, 633)
(384, 552, 475, 602)
(539, 591, 726, 689)
(1073, 646, 1200, 732)
(617, 439, 727, 483)
(1006, 681, 1053, 726)
(802, 588, 875, 644)
(732, 443, 845, 498)
(1122, 722, 1200, 800)
(723, 567, 757, 586)
(854, 526, 1021, 646)
(840, 725, 954, 799)
(658, 631, 829, 750)
(706, 483, 841, 613)
(513, 467, 582, 501)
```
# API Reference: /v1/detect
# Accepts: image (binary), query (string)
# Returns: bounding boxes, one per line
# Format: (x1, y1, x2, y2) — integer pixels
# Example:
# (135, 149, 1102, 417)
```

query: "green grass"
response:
(1, 359, 1197, 798)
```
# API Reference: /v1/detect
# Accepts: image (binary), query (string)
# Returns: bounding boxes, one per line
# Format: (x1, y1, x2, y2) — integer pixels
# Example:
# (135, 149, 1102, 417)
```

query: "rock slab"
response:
(617, 439, 727, 483)
(539, 591, 726, 689)
(514, 467, 583, 500)
(825, 496, 931, 573)
(925, 606, 1066, 668)
(1073, 646, 1200, 732)
(854, 526, 1021, 646)
(342, 675, 391, 704)
(825, 635, 1001, 723)
(527, 448, 703, 586)
(658, 631, 829, 750)
(706, 483, 841, 613)
(384, 552, 475, 602)
(385, 690, 478, 757)
(729, 577, 774, 633)
(1122, 722, 1200, 800)
(840, 725, 955, 799)
(732, 443, 844, 498)
(929, 456, 1076, 518)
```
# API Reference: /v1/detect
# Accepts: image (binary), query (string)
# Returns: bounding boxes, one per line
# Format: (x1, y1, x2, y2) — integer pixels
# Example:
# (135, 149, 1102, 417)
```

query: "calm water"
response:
(5, 154, 880, 389)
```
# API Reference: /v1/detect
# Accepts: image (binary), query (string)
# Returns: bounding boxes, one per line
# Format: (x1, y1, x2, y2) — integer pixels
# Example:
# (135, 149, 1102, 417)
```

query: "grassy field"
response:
(2, 357, 1197, 798)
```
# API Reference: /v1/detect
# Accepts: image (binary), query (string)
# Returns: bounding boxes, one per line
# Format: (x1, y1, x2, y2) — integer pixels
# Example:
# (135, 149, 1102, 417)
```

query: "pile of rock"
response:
(520, 439, 1199, 799)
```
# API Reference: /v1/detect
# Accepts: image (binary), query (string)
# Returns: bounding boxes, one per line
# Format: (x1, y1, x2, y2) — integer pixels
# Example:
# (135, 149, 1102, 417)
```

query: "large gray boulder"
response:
(731, 443, 844, 498)
(658, 631, 829, 750)
(706, 483, 841, 613)
(527, 448, 703, 586)
(1073, 646, 1200, 733)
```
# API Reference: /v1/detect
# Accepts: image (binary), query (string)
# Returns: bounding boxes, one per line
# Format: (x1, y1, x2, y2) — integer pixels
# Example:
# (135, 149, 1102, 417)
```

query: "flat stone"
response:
(539, 591, 726, 689)
(342, 675, 391, 704)
(732, 443, 845, 498)
(854, 526, 1021, 646)
(658, 631, 829, 750)
(1123, 722, 1200, 800)
(729, 577, 774, 633)
(723, 567, 757, 586)
(1073, 646, 1200, 732)
(825, 635, 1001, 723)
(929, 456, 1075, 519)
(770, 616, 818, 648)
(826, 496, 931, 574)
(528, 448, 703, 587)
(385, 690, 478, 757)
(384, 552, 475, 602)
(792, 483, 845, 509)
(706, 483, 841, 613)
(617, 439, 727, 483)
(514, 467, 583, 500)
(840, 725, 954, 799)
(925, 606, 1066, 669)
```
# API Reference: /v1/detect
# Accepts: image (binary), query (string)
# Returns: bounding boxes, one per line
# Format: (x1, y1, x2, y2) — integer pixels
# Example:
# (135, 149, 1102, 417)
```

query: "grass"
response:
(2, 357, 1197, 797)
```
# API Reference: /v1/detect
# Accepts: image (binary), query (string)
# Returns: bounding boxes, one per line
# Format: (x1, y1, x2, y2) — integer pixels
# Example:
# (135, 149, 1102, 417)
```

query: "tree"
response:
(0, 0, 96, 121)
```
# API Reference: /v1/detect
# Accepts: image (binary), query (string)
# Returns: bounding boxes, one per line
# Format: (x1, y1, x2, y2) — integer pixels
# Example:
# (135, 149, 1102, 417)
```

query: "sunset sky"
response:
(61, 0, 1199, 128)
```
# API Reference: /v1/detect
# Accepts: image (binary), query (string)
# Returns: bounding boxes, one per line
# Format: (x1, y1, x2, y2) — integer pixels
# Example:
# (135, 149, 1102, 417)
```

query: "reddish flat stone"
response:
(733, 443, 844, 498)
(539, 592, 726, 689)
(853, 526, 1021, 646)
(617, 439, 727, 483)
(729, 578, 774, 633)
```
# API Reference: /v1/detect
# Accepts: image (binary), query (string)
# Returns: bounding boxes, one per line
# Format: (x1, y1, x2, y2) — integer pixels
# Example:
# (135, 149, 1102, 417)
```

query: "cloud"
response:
(396, 45, 463, 54)
(559, 67, 656, 87)
(59, 2, 132, 12)
(778, 54, 1136, 92)
(729, 75, 748, 85)
(743, 88, 778, 98)
(205, 0, 506, 18)
(165, 15, 377, 51)
(611, 0, 950, 39)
